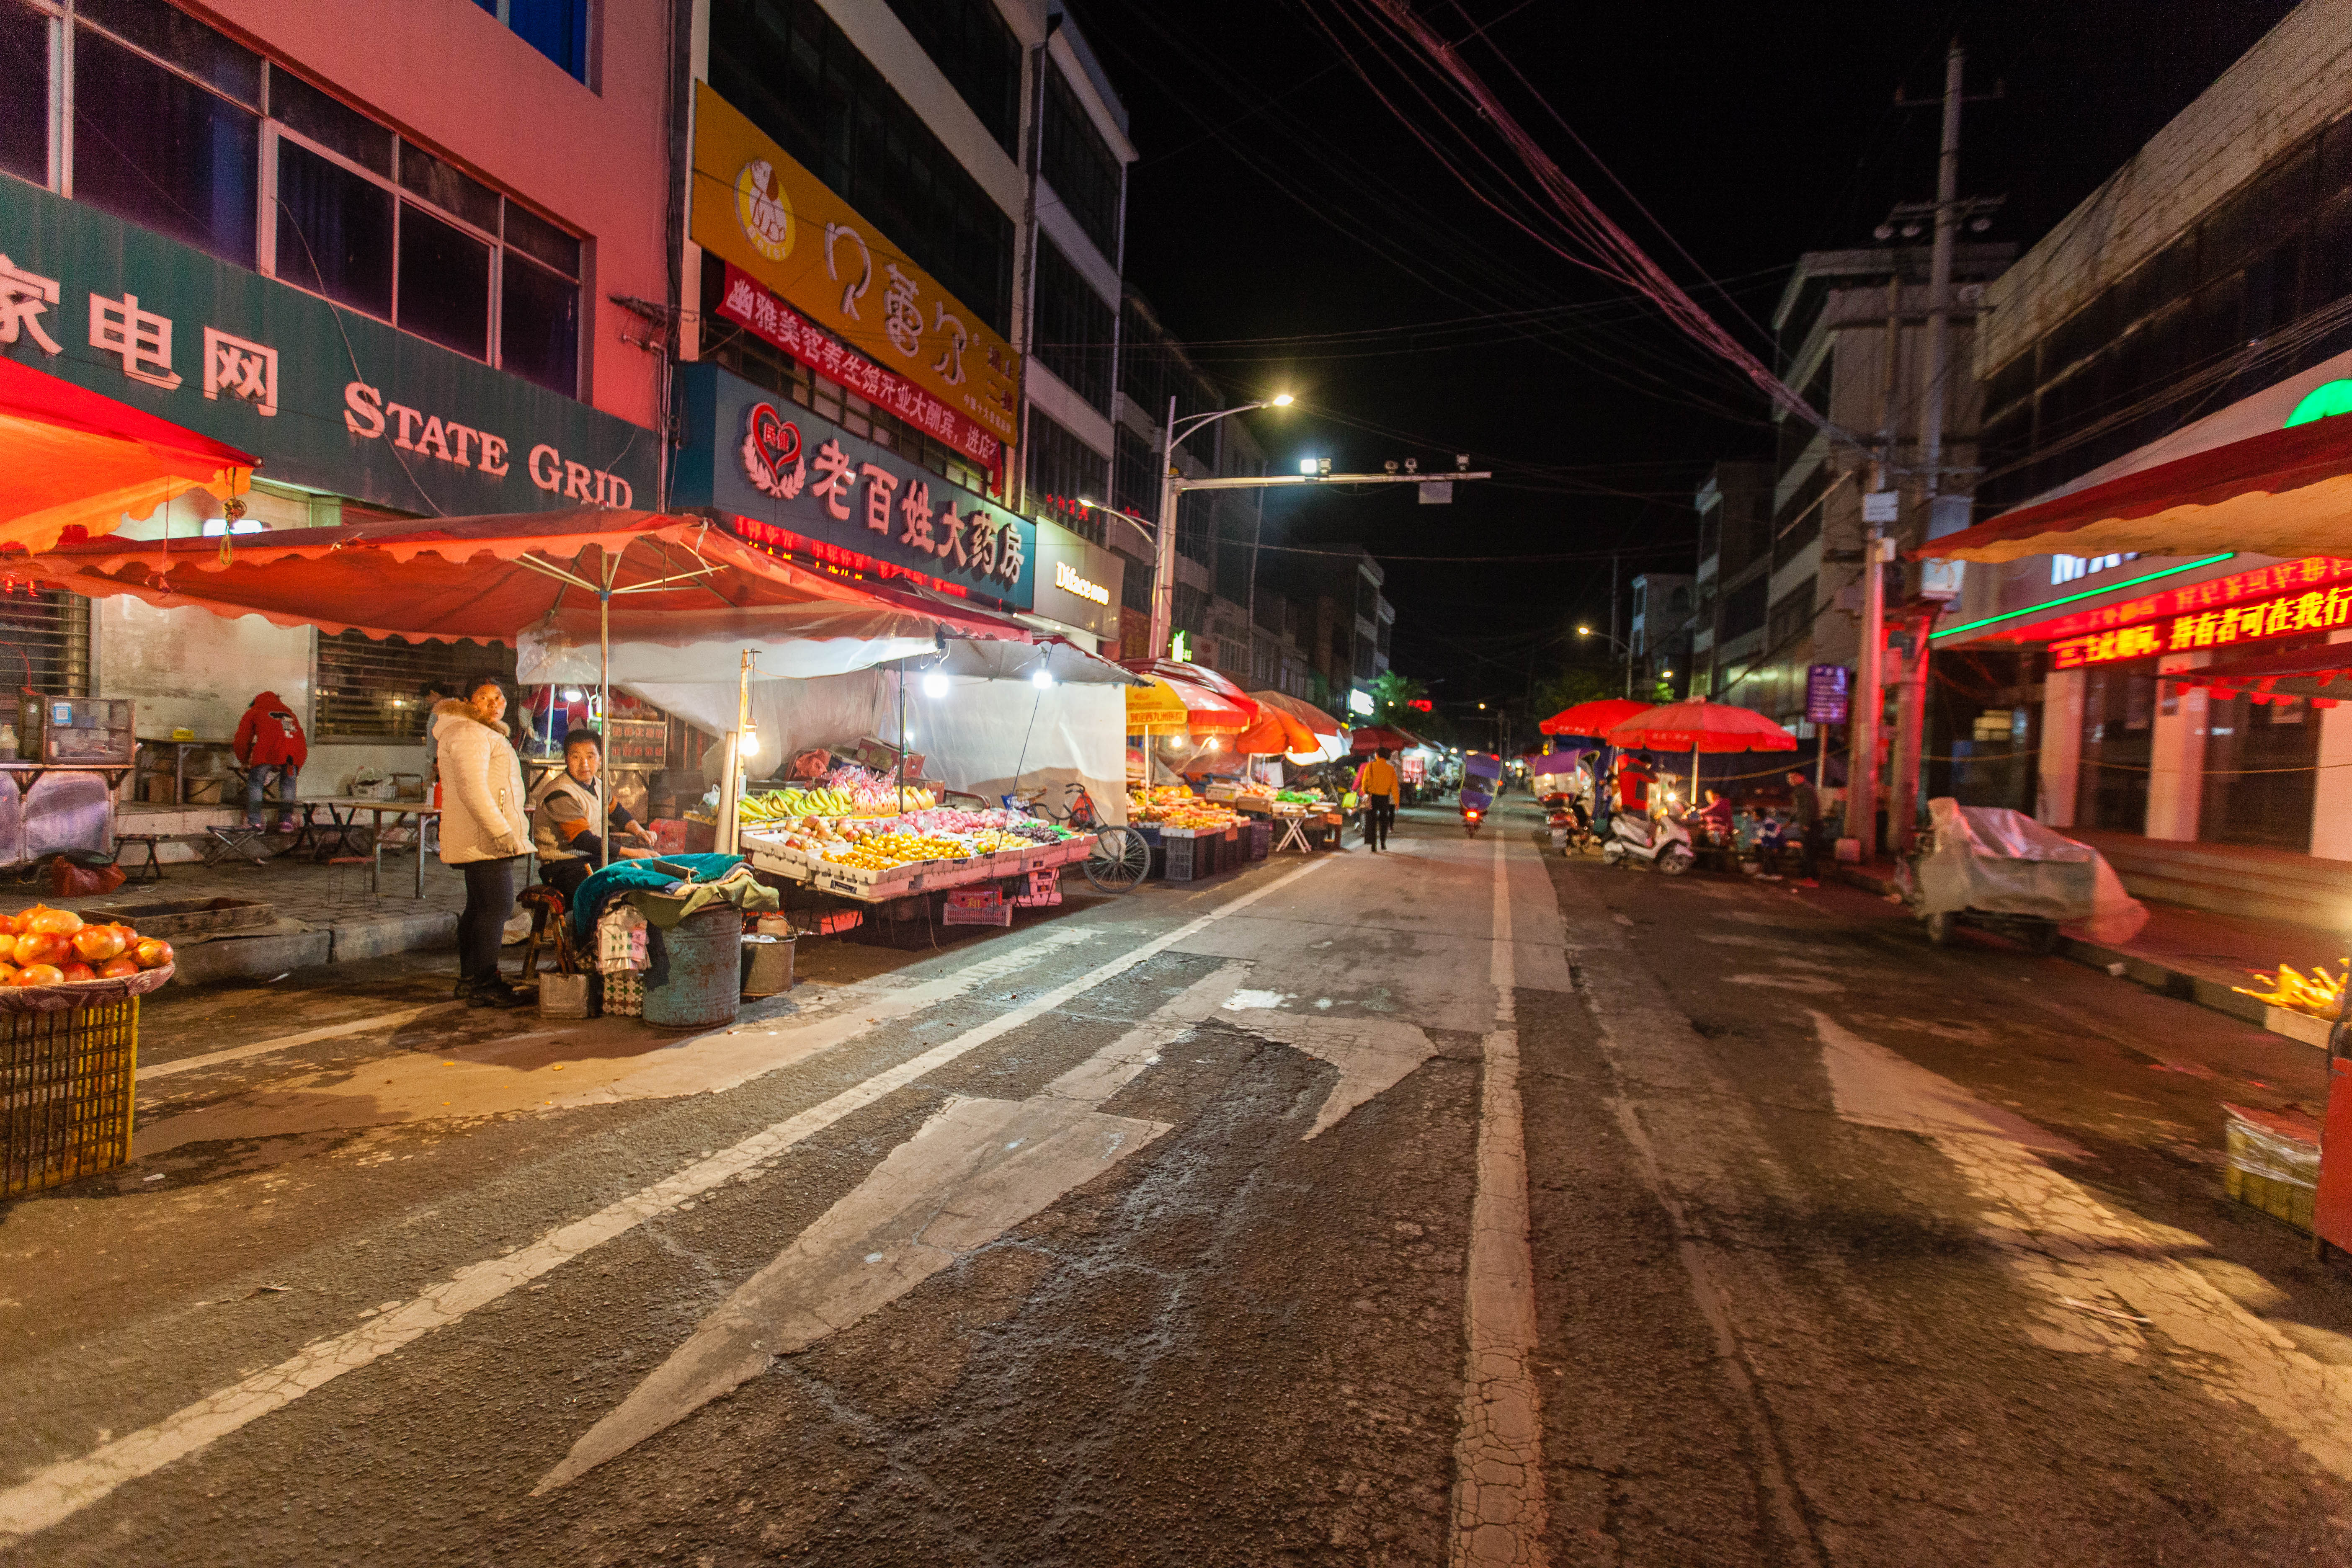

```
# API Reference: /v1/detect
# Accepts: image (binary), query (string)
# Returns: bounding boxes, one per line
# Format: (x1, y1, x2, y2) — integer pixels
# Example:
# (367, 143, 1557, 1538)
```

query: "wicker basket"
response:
(0, 965, 172, 1197)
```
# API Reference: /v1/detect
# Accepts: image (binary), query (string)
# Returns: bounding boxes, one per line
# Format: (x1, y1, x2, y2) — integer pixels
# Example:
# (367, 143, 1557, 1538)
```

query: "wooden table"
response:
(293, 797, 443, 897)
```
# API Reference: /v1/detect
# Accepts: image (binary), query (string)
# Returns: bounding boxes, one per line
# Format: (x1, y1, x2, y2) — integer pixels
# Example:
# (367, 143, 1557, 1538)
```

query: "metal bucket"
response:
(742, 933, 794, 997)
(641, 907, 743, 1029)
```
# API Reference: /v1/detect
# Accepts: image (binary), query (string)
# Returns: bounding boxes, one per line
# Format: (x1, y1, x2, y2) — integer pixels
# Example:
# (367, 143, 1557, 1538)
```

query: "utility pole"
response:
(1919, 39, 1964, 516)
(1148, 395, 1180, 660)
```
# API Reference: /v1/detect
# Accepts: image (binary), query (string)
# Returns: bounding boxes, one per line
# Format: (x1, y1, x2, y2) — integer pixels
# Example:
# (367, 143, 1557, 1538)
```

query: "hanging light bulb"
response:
(740, 719, 760, 758)
(1031, 668, 1054, 689)
(922, 670, 950, 699)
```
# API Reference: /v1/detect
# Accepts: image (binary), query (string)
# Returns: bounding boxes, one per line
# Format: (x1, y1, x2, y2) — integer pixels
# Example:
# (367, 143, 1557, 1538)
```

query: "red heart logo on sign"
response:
(747, 403, 802, 484)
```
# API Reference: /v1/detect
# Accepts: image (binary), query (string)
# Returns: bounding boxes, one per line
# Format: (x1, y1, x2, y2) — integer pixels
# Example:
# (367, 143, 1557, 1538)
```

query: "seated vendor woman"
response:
(530, 729, 656, 900)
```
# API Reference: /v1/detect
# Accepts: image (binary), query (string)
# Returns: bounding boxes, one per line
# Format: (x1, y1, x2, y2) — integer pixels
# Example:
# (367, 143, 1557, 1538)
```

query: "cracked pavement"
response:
(3, 799, 2351, 1563)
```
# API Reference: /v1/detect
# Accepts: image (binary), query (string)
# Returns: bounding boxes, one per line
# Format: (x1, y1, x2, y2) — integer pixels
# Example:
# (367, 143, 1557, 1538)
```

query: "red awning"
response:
(0, 357, 256, 552)
(1348, 724, 1423, 754)
(12, 508, 965, 644)
(1917, 415, 2352, 564)
(2156, 641, 2352, 705)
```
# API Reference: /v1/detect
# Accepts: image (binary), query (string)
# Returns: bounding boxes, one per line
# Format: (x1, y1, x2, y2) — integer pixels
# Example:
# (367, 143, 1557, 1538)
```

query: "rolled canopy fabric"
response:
(1916, 414, 2352, 564)
(0, 356, 255, 553)
(2155, 640, 2352, 704)
(1605, 697, 1797, 753)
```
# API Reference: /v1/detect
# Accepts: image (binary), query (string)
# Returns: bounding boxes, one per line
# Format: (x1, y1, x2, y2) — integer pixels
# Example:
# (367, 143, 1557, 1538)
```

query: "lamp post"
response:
(1576, 624, 1636, 698)
(1149, 393, 1293, 659)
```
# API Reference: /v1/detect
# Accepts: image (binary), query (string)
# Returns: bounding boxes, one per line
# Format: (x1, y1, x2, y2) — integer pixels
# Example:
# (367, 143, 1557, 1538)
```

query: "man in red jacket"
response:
(234, 691, 308, 830)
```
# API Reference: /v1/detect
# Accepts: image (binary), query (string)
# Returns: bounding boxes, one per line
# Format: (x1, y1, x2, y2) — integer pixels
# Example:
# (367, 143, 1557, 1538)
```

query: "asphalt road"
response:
(3, 798, 2350, 1565)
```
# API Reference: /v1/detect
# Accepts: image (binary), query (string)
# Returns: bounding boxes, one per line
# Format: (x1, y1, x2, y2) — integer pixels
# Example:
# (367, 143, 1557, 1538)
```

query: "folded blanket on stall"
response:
(569, 853, 775, 942)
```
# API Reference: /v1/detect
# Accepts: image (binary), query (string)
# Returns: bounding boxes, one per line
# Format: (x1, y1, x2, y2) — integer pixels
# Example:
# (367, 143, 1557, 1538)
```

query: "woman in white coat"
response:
(433, 679, 531, 1007)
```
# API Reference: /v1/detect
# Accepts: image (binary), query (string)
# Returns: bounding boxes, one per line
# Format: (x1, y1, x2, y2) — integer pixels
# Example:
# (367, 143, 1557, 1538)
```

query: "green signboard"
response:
(0, 177, 655, 516)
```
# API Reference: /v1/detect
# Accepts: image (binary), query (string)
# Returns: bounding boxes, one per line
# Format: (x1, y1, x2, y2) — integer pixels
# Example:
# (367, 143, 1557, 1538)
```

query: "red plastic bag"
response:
(46, 858, 124, 899)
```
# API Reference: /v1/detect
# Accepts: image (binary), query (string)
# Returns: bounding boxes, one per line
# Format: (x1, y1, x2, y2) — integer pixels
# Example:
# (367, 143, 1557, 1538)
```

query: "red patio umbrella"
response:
(1607, 696, 1797, 801)
(1348, 724, 1421, 754)
(1539, 697, 1653, 736)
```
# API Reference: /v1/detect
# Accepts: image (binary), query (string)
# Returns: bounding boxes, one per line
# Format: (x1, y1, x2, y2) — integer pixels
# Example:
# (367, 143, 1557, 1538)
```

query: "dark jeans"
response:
(543, 855, 591, 904)
(1364, 797, 1395, 849)
(459, 856, 518, 983)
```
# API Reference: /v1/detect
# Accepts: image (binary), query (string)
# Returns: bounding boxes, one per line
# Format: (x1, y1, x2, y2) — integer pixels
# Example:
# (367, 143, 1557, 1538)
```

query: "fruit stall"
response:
(735, 768, 1098, 905)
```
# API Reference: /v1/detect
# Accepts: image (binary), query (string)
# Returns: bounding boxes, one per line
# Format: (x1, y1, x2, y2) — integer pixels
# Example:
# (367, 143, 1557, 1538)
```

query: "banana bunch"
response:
(741, 787, 855, 822)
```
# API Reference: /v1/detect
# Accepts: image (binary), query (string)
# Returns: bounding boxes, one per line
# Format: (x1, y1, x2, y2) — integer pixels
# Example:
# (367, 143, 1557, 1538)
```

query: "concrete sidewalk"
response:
(0, 844, 463, 984)
(1831, 855, 2347, 1047)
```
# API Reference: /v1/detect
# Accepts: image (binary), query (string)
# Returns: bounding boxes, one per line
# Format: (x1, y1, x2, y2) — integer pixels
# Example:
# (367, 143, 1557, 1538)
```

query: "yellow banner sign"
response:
(691, 84, 1021, 446)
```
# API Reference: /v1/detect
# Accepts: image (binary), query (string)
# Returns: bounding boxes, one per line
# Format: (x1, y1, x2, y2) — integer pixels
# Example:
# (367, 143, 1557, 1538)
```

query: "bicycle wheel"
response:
(1083, 826, 1151, 892)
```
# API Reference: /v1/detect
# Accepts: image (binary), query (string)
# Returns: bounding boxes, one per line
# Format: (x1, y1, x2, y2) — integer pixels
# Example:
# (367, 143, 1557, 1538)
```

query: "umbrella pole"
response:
(1691, 750, 1700, 805)
(598, 578, 611, 872)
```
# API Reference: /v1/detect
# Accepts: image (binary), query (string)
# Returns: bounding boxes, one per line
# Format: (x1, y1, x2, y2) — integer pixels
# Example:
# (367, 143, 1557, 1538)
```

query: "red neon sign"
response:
(1406, 699, 1434, 712)
(2013, 556, 2352, 643)
(2051, 582, 2352, 669)
(723, 515, 971, 600)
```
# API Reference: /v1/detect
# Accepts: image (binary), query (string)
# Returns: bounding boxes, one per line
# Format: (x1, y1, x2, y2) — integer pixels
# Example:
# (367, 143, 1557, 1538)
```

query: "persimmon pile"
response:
(0, 906, 173, 988)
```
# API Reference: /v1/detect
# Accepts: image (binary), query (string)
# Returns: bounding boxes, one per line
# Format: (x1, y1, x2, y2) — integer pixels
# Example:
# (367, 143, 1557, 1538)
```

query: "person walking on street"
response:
(232, 690, 307, 831)
(1355, 746, 1401, 852)
(1788, 770, 1824, 881)
(436, 679, 532, 1008)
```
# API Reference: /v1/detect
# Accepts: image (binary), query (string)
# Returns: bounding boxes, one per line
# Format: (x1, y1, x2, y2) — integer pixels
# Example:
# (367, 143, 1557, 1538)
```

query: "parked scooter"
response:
(1601, 809, 1695, 874)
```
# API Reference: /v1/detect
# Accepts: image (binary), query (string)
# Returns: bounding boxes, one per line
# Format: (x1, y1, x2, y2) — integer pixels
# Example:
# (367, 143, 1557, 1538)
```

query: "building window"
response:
(1113, 423, 1159, 528)
(13, 6, 585, 395)
(2050, 552, 2135, 585)
(315, 630, 514, 742)
(1024, 405, 1107, 514)
(1766, 585, 1813, 653)
(0, 0, 51, 187)
(0, 589, 90, 699)
(71, 11, 261, 268)
(472, 0, 590, 85)
(1043, 64, 1122, 261)
(712, 0, 1015, 335)
(878, 0, 1018, 157)
(2073, 661, 2155, 833)
(1031, 236, 1114, 413)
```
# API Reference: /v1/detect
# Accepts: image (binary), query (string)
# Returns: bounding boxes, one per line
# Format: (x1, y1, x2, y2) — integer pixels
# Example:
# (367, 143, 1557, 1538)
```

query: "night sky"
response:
(1077, 0, 2299, 727)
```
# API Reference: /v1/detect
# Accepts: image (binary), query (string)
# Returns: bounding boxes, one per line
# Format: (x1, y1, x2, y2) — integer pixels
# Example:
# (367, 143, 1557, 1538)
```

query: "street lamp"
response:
(1149, 393, 1295, 658)
(1576, 624, 1637, 698)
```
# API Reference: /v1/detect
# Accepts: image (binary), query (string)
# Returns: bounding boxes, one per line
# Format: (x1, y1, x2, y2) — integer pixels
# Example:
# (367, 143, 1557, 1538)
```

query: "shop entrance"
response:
(2200, 639, 2322, 849)
(2075, 661, 2156, 831)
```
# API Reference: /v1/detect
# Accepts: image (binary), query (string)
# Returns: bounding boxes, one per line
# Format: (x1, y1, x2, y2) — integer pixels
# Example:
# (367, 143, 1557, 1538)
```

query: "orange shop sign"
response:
(689, 84, 1021, 446)
(2051, 583, 2352, 670)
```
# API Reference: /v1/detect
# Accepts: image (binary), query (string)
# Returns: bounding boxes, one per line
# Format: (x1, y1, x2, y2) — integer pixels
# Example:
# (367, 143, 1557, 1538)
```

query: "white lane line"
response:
(0, 858, 1330, 1544)
(1448, 831, 1549, 1568)
(137, 1004, 467, 1087)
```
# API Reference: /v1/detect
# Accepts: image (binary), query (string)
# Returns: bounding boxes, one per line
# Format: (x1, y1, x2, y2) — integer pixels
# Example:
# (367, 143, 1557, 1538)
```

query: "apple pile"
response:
(0, 906, 173, 988)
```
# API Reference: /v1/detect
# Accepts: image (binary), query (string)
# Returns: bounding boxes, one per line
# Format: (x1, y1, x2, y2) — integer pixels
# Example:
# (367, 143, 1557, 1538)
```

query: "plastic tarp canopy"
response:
(0, 356, 255, 554)
(1912, 797, 2146, 943)
(518, 603, 956, 683)
(1529, 750, 1584, 777)
(650, 667, 1126, 826)
(1463, 753, 1504, 782)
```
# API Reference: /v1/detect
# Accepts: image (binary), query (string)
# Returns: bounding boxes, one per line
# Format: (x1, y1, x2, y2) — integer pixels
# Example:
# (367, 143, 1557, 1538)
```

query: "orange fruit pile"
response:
(0, 906, 173, 988)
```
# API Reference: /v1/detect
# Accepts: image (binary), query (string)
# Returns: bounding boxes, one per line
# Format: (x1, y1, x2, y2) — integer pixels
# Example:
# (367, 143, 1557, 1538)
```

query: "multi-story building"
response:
(1695, 243, 2009, 736)
(676, 0, 1132, 652)
(1931, 0, 2352, 897)
(0, 0, 671, 786)
(1629, 572, 1694, 696)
